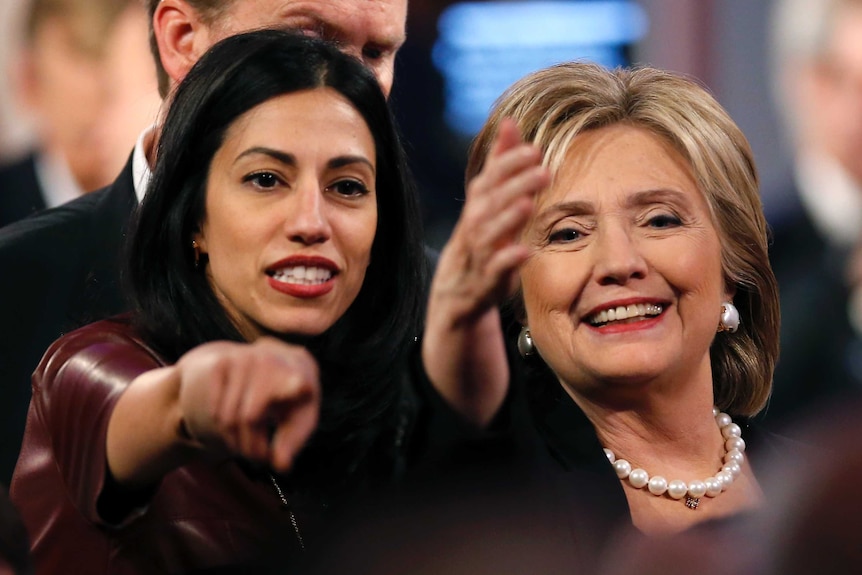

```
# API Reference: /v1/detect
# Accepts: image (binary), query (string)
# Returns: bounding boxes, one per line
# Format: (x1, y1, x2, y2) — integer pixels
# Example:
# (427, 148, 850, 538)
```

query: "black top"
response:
(302, 354, 623, 575)
(304, 353, 798, 575)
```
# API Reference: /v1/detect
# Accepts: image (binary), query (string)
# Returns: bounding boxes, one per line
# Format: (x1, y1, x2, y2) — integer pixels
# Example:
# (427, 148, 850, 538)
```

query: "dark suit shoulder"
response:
(0, 187, 108, 259)
(0, 165, 136, 254)
(762, 178, 860, 428)
(767, 202, 825, 268)
(0, 153, 138, 340)
(0, 153, 45, 228)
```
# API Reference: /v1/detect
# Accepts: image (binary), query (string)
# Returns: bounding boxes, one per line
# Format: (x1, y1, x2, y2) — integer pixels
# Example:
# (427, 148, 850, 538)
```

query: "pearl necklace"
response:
(602, 408, 746, 510)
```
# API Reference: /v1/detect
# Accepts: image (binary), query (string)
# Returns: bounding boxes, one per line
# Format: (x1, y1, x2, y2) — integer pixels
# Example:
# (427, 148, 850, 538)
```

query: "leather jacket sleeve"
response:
(16, 318, 164, 526)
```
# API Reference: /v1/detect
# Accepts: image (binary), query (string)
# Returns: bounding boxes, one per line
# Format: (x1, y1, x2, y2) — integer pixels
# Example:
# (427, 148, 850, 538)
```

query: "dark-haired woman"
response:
(9, 30, 546, 575)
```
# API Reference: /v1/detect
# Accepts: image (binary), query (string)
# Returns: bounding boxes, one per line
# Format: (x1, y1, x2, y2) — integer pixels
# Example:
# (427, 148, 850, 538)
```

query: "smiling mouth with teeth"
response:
(268, 266, 334, 285)
(588, 303, 664, 326)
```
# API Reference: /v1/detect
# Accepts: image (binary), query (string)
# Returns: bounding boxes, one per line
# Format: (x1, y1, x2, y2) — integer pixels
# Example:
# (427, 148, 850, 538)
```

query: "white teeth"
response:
(589, 303, 663, 326)
(271, 266, 333, 285)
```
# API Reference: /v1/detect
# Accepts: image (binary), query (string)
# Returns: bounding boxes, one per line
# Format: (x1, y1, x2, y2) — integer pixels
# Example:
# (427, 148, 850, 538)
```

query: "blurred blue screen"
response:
(433, 1, 648, 135)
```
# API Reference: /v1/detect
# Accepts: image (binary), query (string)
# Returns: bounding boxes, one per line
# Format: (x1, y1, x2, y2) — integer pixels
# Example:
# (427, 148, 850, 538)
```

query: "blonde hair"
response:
(468, 62, 779, 416)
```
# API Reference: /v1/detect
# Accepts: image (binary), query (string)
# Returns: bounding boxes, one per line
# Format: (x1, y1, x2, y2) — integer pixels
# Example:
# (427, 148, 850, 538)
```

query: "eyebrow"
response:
(536, 188, 691, 224)
(536, 200, 593, 226)
(235, 147, 375, 173)
(328, 155, 376, 174)
(279, 14, 405, 50)
(625, 188, 691, 208)
(236, 147, 295, 166)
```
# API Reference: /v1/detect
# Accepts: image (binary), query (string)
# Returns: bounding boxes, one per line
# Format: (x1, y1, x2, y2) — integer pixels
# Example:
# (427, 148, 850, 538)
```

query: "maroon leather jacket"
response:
(11, 319, 307, 574)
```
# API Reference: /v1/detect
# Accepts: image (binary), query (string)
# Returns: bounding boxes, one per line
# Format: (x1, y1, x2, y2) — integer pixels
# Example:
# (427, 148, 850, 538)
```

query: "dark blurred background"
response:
(386, 0, 783, 249)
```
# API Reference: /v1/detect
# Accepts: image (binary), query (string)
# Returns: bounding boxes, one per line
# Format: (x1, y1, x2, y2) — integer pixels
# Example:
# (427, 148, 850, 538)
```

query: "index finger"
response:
(489, 117, 525, 159)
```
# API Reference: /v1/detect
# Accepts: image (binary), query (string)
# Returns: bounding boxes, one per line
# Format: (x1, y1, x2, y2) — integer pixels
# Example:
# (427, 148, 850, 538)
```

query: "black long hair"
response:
(125, 29, 427, 489)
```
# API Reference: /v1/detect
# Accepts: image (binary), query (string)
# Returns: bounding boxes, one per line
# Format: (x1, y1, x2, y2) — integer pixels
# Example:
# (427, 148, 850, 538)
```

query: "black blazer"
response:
(0, 154, 46, 228)
(0, 154, 137, 485)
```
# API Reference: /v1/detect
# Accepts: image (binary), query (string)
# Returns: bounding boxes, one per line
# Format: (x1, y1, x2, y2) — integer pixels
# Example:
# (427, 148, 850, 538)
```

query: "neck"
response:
(598, 408, 723, 477)
(564, 363, 724, 478)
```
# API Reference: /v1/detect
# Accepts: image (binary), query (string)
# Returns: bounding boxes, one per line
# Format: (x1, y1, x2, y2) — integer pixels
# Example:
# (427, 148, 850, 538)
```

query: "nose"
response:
(284, 182, 331, 245)
(591, 223, 647, 286)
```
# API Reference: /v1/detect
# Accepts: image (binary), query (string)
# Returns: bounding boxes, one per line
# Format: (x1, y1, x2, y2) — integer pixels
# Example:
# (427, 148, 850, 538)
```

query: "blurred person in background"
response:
(765, 0, 862, 427)
(0, 0, 159, 227)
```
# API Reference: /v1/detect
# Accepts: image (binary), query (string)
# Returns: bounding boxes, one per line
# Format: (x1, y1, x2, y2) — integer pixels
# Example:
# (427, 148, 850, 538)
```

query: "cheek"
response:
(200, 205, 262, 276)
(365, 212, 379, 257)
(520, 256, 571, 323)
(695, 252, 726, 298)
(201, 177, 262, 254)
(519, 260, 543, 322)
(348, 210, 378, 267)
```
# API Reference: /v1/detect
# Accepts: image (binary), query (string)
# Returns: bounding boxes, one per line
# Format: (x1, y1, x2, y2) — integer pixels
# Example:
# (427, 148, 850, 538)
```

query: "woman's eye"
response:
(648, 213, 682, 228)
(549, 228, 581, 243)
(244, 172, 281, 189)
(330, 179, 369, 197)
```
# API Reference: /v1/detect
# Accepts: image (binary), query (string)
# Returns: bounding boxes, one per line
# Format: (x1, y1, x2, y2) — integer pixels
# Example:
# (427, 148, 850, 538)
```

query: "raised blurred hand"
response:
(422, 119, 549, 426)
(108, 337, 320, 487)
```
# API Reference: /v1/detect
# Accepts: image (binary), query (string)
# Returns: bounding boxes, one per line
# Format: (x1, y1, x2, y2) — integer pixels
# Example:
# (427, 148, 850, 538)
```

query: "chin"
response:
(278, 325, 330, 339)
(582, 361, 669, 387)
(262, 317, 334, 339)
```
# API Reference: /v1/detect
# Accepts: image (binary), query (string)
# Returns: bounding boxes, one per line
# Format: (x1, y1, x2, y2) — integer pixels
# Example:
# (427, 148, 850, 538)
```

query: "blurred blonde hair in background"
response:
(1, 0, 160, 192)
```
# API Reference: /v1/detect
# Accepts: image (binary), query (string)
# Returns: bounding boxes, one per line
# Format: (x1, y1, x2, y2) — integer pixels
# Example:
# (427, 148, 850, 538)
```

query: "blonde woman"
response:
(427, 62, 784, 536)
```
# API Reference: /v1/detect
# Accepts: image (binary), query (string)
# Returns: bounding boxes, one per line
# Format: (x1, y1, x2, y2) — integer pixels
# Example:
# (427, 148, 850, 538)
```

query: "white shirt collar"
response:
(131, 125, 158, 203)
(796, 152, 862, 248)
(34, 151, 83, 208)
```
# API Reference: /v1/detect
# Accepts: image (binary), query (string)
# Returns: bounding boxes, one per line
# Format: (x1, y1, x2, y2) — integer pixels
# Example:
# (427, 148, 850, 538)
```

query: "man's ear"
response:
(152, 0, 215, 90)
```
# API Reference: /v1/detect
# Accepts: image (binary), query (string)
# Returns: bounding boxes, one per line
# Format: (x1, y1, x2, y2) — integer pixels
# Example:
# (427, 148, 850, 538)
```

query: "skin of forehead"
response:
(215, 0, 407, 41)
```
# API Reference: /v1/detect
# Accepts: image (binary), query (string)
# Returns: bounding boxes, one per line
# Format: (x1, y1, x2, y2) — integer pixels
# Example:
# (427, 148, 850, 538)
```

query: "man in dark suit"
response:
(763, 0, 862, 430)
(0, 0, 410, 484)
(0, 155, 44, 227)
(767, 183, 861, 423)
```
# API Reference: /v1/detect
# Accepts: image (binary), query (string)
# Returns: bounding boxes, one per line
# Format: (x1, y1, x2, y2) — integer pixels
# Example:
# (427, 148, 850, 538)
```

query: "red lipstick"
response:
(266, 256, 338, 299)
(583, 298, 667, 334)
